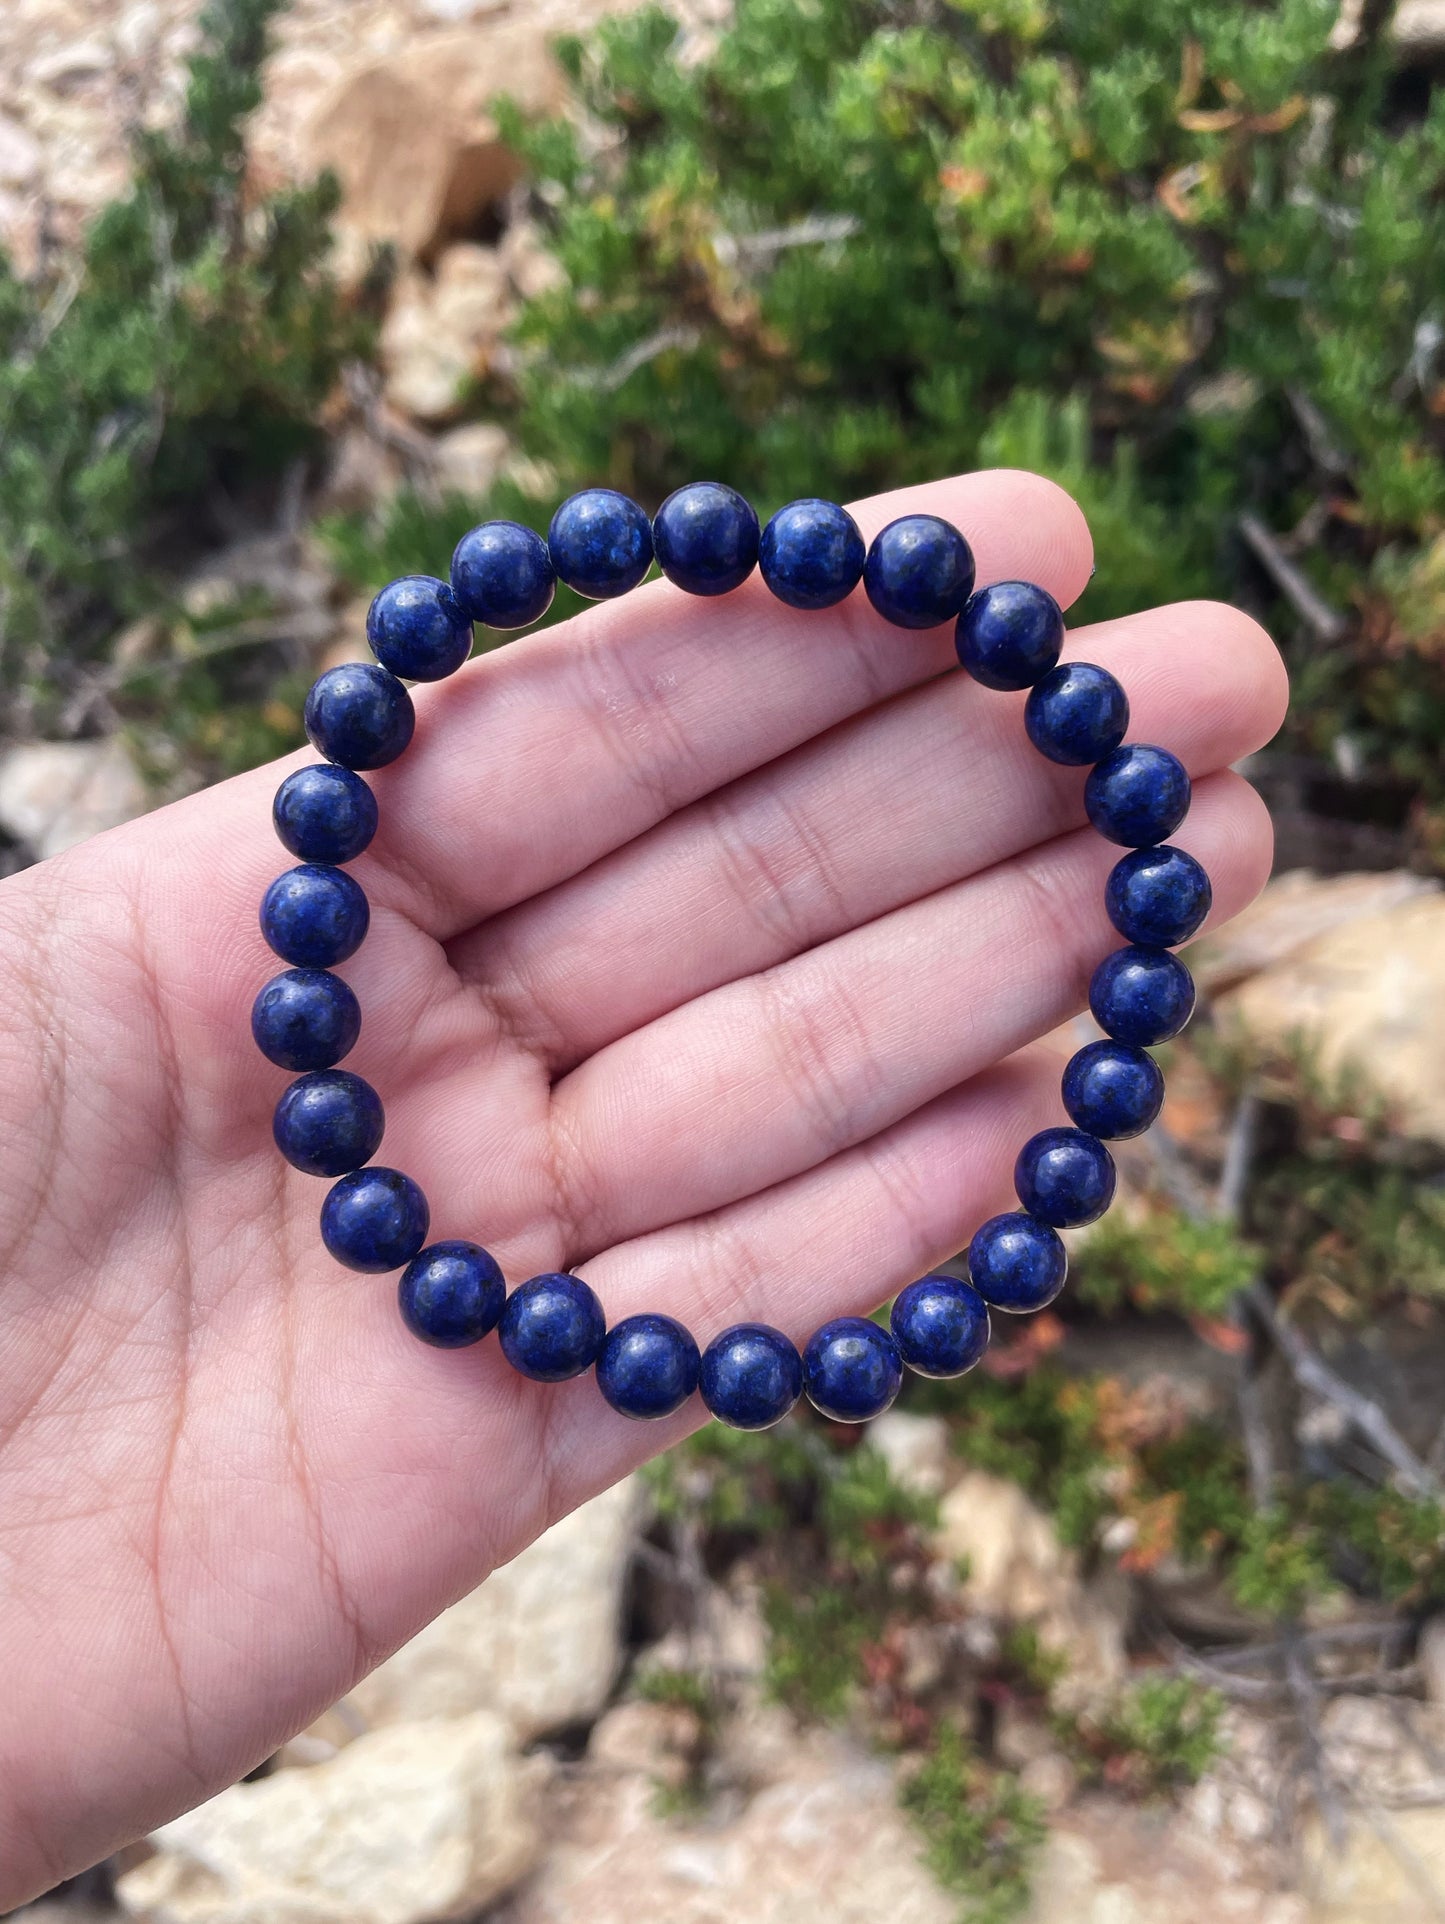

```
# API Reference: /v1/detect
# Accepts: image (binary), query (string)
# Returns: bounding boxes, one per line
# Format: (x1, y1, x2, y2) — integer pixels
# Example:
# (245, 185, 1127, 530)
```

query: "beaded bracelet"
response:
(252, 484, 1208, 1432)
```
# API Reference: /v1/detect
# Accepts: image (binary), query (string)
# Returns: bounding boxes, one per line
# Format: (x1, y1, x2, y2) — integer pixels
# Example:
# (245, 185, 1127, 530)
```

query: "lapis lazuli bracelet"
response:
(253, 485, 1208, 1431)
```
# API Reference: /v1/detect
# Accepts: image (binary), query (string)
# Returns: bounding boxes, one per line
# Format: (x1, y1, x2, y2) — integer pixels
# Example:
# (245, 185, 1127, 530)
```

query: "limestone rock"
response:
(934, 1471, 1128, 1709)
(346, 1479, 639, 1742)
(1024, 1810, 1306, 1924)
(867, 1410, 953, 1498)
(381, 245, 512, 422)
(0, 738, 149, 859)
(1303, 1806, 1445, 1922)
(497, 1727, 957, 1924)
(1213, 887, 1445, 1146)
(116, 1712, 546, 1924)
(1191, 869, 1438, 996)
(433, 420, 512, 498)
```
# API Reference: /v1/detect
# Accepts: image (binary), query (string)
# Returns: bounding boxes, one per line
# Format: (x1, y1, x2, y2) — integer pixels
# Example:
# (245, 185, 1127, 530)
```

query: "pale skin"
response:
(0, 470, 1287, 1904)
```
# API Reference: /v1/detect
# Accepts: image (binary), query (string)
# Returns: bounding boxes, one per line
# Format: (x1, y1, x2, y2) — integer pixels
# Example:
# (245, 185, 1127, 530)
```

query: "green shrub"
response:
(900, 1722, 1045, 1924)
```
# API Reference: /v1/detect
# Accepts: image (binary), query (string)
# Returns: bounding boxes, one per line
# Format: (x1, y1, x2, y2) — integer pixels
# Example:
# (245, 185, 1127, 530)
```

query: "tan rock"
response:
(1303, 1805, 1445, 1922)
(116, 1712, 546, 1924)
(381, 245, 512, 422)
(1419, 1614, 1445, 1707)
(867, 1410, 953, 1498)
(346, 1478, 640, 1741)
(587, 1697, 701, 1789)
(1190, 869, 1439, 995)
(1213, 887, 1445, 1145)
(499, 1727, 957, 1924)
(935, 1471, 1128, 1710)
(1025, 1812, 1307, 1924)
(433, 420, 512, 498)
(0, 738, 149, 859)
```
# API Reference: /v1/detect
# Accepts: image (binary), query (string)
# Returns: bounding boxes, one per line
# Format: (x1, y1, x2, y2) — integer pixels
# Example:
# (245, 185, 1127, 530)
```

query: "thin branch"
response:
(1238, 511, 1348, 644)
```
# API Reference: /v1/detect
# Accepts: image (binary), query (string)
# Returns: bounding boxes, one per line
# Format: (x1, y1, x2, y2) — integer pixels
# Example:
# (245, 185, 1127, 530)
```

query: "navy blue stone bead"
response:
(273, 764, 378, 866)
(260, 864, 369, 968)
(321, 1166, 430, 1273)
(548, 489, 654, 600)
(863, 515, 976, 629)
(967, 1212, 1068, 1313)
(596, 1313, 701, 1419)
(398, 1241, 506, 1349)
(498, 1273, 607, 1382)
(1015, 1127, 1117, 1228)
(890, 1274, 991, 1378)
(699, 1323, 803, 1431)
(1085, 744, 1191, 848)
(758, 498, 866, 610)
(1090, 945, 1196, 1047)
(451, 521, 556, 629)
(1024, 662, 1130, 766)
(366, 574, 473, 681)
(1062, 1039, 1164, 1140)
(1105, 845, 1213, 949)
(956, 580, 1064, 690)
(304, 662, 415, 771)
(273, 1069, 384, 1178)
(251, 968, 361, 1072)
(653, 482, 760, 596)
(802, 1316, 904, 1423)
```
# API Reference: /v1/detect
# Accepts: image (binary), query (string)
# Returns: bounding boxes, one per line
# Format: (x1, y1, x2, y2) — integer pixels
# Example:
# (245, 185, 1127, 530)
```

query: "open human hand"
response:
(0, 470, 1286, 1903)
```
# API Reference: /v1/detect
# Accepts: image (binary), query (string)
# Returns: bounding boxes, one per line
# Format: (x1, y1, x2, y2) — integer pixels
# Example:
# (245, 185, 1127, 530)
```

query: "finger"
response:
(151, 471, 1092, 973)
(541, 771, 1270, 1258)
(455, 600, 1286, 1066)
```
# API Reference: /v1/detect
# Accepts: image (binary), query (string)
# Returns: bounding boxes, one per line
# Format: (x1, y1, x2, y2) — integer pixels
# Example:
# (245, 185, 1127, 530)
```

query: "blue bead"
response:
(321, 1166, 430, 1273)
(366, 574, 473, 681)
(758, 498, 865, 610)
(1062, 1039, 1164, 1139)
(260, 864, 369, 968)
(1105, 846, 1212, 948)
(498, 1273, 607, 1382)
(1024, 662, 1129, 766)
(967, 1213, 1068, 1312)
(399, 1241, 505, 1349)
(699, 1323, 803, 1431)
(1090, 946, 1196, 1046)
(862, 515, 975, 629)
(273, 1070, 384, 1178)
(802, 1316, 903, 1423)
(596, 1312, 701, 1419)
(273, 764, 378, 865)
(1085, 744, 1190, 848)
(548, 490, 654, 600)
(890, 1273, 991, 1377)
(956, 580, 1064, 690)
(1015, 1127, 1117, 1228)
(451, 521, 556, 629)
(251, 968, 361, 1072)
(653, 482, 760, 596)
(304, 662, 415, 771)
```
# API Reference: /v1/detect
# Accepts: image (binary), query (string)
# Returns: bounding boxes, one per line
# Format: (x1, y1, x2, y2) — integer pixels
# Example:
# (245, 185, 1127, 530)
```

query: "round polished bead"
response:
(499, 1273, 606, 1381)
(803, 1316, 903, 1423)
(1062, 1039, 1164, 1139)
(891, 1273, 991, 1377)
(1024, 662, 1129, 766)
(758, 498, 866, 610)
(653, 482, 760, 596)
(548, 489, 654, 600)
(967, 1212, 1068, 1313)
(260, 864, 369, 968)
(272, 764, 378, 865)
(1105, 845, 1213, 948)
(304, 662, 415, 770)
(451, 520, 556, 629)
(273, 1070, 384, 1178)
(1015, 1127, 1117, 1228)
(1085, 744, 1190, 848)
(596, 1312, 701, 1419)
(956, 580, 1064, 690)
(251, 968, 361, 1072)
(863, 515, 975, 629)
(699, 1323, 803, 1431)
(321, 1166, 430, 1273)
(1090, 946, 1196, 1046)
(366, 574, 472, 681)
(399, 1241, 505, 1349)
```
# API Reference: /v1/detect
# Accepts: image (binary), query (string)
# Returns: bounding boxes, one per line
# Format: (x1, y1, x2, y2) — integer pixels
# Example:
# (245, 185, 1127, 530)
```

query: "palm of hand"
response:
(0, 472, 1285, 1901)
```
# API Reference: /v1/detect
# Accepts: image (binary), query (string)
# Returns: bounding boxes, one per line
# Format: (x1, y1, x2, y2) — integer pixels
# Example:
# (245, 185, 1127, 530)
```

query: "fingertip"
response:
(1175, 768, 1276, 930)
